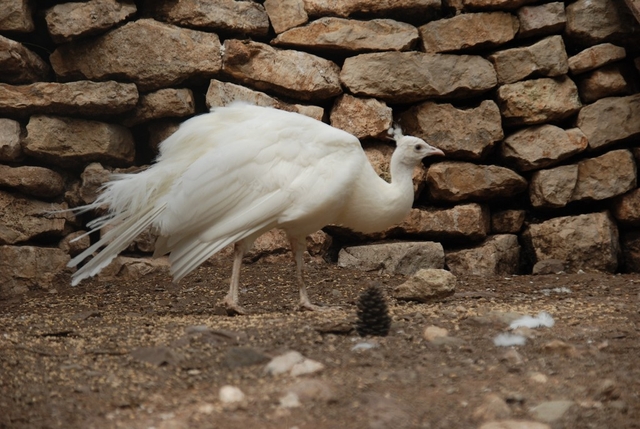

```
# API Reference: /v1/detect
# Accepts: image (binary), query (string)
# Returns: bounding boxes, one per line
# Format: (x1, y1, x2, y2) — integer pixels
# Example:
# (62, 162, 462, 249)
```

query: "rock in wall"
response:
(1, 0, 640, 294)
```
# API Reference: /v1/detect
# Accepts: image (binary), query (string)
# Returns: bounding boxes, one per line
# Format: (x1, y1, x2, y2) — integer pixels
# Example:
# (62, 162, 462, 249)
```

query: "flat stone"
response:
(577, 64, 631, 104)
(612, 188, 640, 226)
(330, 94, 392, 139)
(341, 51, 497, 103)
(399, 100, 503, 160)
(145, 0, 269, 37)
(532, 259, 565, 275)
(517, 2, 566, 38)
(568, 43, 627, 75)
(273, 17, 418, 53)
(0, 0, 34, 32)
(426, 161, 527, 202)
(302, 0, 441, 19)
(479, 420, 551, 429)
(24, 115, 135, 168)
(446, 234, 520, 276)
(394, 268, 456, 303)
(491, 210, 525, 234)
(0, 165, 64, 198)
(50, 19, 222, 91)
(338, 242, 444, 275)
(565, 0, 638, 46)
(222, 39, 342, 101)
(497, 76, 582, 125)
(0, 191, 68, 245)
(420, 12, 519, 53)
(0, 35, 50, 84)
(0, 118, 23, 162)
(264, 0, 308, 34)
(529, 400, 574, 423)
(44, 0, 136, 43)
(394, 204, 490, 241)
(0, 246, 70, 297)
(0, 81, 138, 117)
(123, 88, 194, 126)
(97, 256, 171, 282)
(576, 94, 640, 150)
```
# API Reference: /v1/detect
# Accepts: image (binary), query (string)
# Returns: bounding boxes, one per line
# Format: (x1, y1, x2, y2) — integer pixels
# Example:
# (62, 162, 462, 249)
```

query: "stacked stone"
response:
(1, 0, 640, 295)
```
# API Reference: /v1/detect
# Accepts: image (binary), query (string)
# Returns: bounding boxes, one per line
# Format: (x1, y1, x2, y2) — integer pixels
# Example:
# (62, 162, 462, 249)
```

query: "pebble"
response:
(279, 392, 301, 408)
(423, 326, 448, 342)
(264, 351, 324, 377)
(219, 385, 245, 404)
(529, 400, 574, 423)
(528, 372, 548, 384)
(290, 359, 325, 377)
(479, 421, 550, 429)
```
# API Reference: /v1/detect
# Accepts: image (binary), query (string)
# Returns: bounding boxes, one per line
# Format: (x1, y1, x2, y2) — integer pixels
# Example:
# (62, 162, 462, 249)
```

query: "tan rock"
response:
(565, 0, 638, 46)
(0, 0, 34, 32)
(568, 43, 626, 75)
(422, 325, 450, 341)
(145, 0, 269, 37)
(273, 17, 418, 53)
(446, 235, 520, 276)
(340, 51, 496, 103)
(0, 118, 23, 162)
(420, 12, 518, 53)
(426, 162, 527, 202)
(44, 0, 136, 43)
(0, 165, 64, 199)
(0, 81, 138, 117)
(517, 2, 566, 38)
(59, 231, 91, 257)
(394, 269, 456, 303)
(302, 0, 441, 19)
(123, 88, 194, 126)
(0, 246, 70, 297)
(523, 211, 619, 273)
(399, 100, 503, 160)
(24, 115, 135, 168)
(576, 94, 640, 150)
(50, 19, 221, 91)
(501, 125, 587, 171)
(222, 39, 342, 101)
(394, 204, 490, 241)
(491, 210, 525, 234)
(612, 189, 640, 227)
(489, 35, 568, 84)
(330, 95, 392, 139)
(338, 242, 444, 275)
(97, 256, 171, 283)
(529, 164, 578, 208)
(0, 35, 50, 84)
(264, 0, 308, 34)
(497, 76, 582, 125)
(0, 191, 68, 245)
(577, 64, 631, 104)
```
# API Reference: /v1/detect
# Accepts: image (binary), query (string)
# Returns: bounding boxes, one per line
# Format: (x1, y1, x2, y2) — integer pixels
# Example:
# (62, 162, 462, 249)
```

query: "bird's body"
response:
(69, 103, 443, 313)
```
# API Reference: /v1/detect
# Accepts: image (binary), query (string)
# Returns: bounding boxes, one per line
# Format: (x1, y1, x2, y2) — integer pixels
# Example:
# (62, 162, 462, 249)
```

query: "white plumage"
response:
(69, 103, 443, 313)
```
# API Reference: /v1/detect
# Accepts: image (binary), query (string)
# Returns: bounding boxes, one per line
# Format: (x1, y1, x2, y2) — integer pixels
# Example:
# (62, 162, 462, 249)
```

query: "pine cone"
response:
(356, 283, 391, 337)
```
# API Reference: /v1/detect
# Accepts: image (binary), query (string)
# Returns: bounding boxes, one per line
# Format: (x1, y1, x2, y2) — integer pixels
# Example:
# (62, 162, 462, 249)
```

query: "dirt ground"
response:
(1, 258, 639, 429)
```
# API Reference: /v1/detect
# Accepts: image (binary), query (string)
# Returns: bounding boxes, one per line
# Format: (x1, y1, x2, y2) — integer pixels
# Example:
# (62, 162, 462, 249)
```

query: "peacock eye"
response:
(414, 144, 424, 151)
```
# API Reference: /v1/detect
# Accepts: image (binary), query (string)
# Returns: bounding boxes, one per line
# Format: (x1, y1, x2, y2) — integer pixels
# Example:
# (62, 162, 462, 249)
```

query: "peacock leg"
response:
(222, 242, 248, 315)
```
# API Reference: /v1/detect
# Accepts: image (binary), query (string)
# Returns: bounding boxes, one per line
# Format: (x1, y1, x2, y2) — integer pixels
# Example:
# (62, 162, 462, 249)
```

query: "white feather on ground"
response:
(493, 333, 527, 347)
(509, 311, 555, 329)
(68, 103, 444, 314)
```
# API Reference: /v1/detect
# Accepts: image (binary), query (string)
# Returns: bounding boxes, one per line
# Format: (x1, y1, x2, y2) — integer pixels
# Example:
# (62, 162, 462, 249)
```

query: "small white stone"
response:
(290, 359, 325, 377)
(265, 351, 305, 375)
(279, 392, 301, 408)
(219, 385, 245, 404)
(423, 325, 448, 342)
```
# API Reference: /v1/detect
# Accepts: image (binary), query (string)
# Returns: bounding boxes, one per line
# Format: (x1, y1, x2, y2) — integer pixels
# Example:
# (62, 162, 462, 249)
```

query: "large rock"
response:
(0, 0, 34, 32)
(0, 191, 68, 245)
(222, 39, 342, 102)
(565, 0, 639, 46)
(577, 64, 631, 103)
(123, 88, 194, 126)
(446, 234, 520, 276)
(340, 51, 496, 103)
(399, 100, 502, 160)
(497, 76, 582, 125)
(612, 189, 640, 227)
(568, 43, 627, 75)
(273, 17, 418, 53)
(426, 162, 527, 202)
(0, 165, 65, 199)
(0, 35, 50, 84)
(145, 0, 269, 37)
(24, 115, 135, 168)
(393, 268, 456, 303)
(393, 204, 490, 241)
(264, 0, 308, 34)
(0, 118, 23, 162)
(50, 19, 221, 91)
(44, 0, 136, 43)
(530, 149, 636, 208)
(0, 246, 70, 297)
(523, 212, 620, 273)
(488, 35, 568, 84)
(576, 94, 640, 150)
(330, 95, 392, 139)
(301, 0, 441, 19)
(419, 12, 519, 53)
(517, 2, 566, 38)
(337, 242, 444, 275)
(501, 125, 587, 171)
(0, 81, 138, 117)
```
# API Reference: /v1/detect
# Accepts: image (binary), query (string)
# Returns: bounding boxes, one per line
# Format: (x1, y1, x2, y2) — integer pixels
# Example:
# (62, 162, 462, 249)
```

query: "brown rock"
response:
(45, 0, 136, 43)
(577, 64, 631, 104)
(529, 164, 578, 208)
(264, 0, 308, 34)
(0, 35, 50, 84)
(330, 95, 392, 139)
(517, 2, 566, 38)
(273, 17, 418, 53)
(97, 256, 171, 283)
(0, 81, 138, 117)
(576, 94, 640, 150)
(222, 39, 342, 101)
(50, 19, 222, 91)
(394, 268, 456, 302)
(462, 0, 537, 9)
(500, 125, 587, 171)
(568, 43, 627, 75)
(612, 189, 640, 227)
(394, 204, 490, 241)
(446, 234, 520, 277)
(0, 165, 64, 199)
(491, 210, 525, 234)
(0, 191, 68, 245)
(0, 0, 34, 32)
(488, 35, 568, 84)
(24, 115, 135, 168)
(0, 246, 70, 297)
(124, 88, 194, 126)
(565, 0, 639, 46)
(0, 118, 23, 162)
(523, 211, 620, 273)
(399, 100, 503, 160)
(426, 162, 527, 202)
(78, 163, 112, 205)
(145, 0, 269, 37)
(340, 51, 496, 103)
(302, 0, 441, 19)
(59, 231, 91, 257)
(420, 12, 519, 53)
(497, 76, 582, 125)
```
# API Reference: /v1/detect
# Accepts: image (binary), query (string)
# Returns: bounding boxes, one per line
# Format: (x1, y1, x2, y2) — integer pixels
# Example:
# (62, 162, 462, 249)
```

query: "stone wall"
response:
(1, 0, 640, 294)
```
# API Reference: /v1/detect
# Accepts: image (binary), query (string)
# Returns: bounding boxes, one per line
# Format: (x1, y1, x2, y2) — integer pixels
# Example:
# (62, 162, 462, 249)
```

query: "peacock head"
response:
(388, 124, 444, 166)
